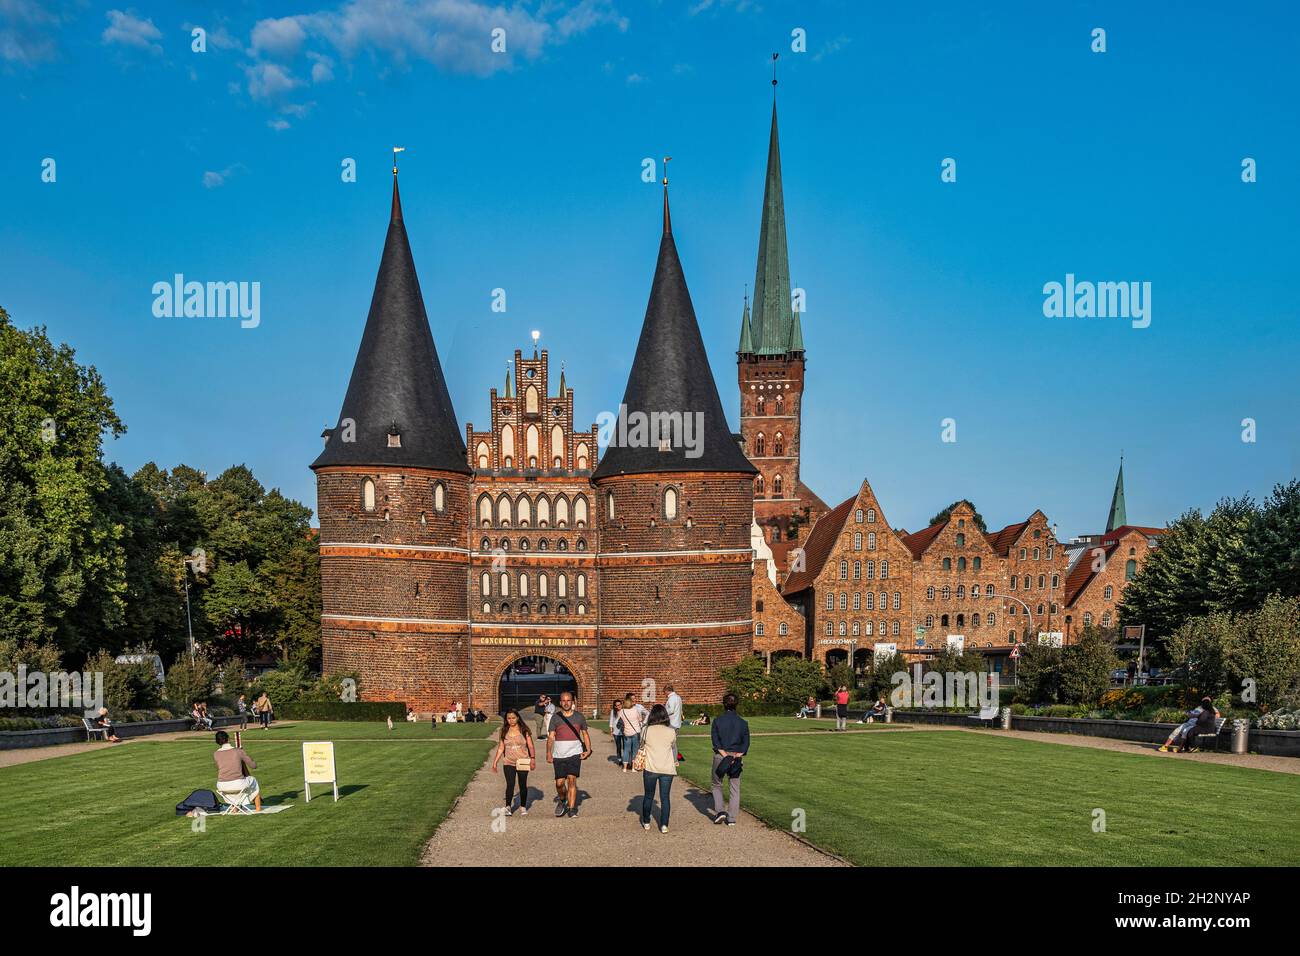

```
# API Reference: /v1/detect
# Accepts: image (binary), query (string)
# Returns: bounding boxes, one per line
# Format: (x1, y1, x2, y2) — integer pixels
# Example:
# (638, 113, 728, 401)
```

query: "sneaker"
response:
(726, 820, 736, 827)
(555, 799, 567, 817)
(519, 807, 528, 816)
(568, 807, 579, 819)
(1157, 745, 1170, 752)
(713, 812, 728, 825)
(660, 825, 669, 834)
(642, 822, 651, 831)
(503, 806, 513, 816)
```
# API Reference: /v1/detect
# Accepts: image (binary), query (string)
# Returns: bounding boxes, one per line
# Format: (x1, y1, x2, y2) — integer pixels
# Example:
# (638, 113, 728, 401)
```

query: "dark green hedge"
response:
(276, 701, 406, 722)
(682, 701, 803, 719)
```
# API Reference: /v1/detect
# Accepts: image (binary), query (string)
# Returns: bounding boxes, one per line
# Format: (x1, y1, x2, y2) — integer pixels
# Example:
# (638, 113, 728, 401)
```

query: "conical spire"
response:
(594, 187, 755, 479)
(312, 170, 468, 474)
(738, 294, 753, 353)
(504, 364, 513, 399)
(1106, 457, 1127, 532)
(557, 363, 566, 397)
(750, 101, 796, 355)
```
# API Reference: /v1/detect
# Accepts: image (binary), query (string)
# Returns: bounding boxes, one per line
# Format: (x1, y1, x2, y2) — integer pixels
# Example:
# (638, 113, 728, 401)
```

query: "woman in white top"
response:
(619, 694, 647, 772)
(638, 703, 678, 833)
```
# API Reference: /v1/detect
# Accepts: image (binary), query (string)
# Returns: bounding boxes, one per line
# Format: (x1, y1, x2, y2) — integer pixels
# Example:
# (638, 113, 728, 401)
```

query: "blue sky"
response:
(2, 0, 1296, 539)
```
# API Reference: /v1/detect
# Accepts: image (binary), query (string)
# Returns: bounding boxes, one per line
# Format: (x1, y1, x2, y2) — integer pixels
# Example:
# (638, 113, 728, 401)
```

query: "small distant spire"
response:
(558, 362, 566, 397)
(661, 155, 673, 236)
(390, 146, 406, 222)
(1106, 455, 1127, 532)
(504, 364, 513, 399)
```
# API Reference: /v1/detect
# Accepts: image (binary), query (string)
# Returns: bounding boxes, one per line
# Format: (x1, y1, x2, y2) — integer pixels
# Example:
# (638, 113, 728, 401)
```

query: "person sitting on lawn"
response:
(213, 730, 262, 812)
(797, 696, 817, 719)
(689, 712, 710, 726)
(1159, 697, 1220, 753)
(93, 707, 121, 742)
(406, 707, 417, 723)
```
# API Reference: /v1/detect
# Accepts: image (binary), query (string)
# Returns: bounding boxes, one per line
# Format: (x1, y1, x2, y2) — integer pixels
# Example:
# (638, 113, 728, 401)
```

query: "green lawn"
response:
(0, 721, 493, 866)
(676, 730, 1300, 866)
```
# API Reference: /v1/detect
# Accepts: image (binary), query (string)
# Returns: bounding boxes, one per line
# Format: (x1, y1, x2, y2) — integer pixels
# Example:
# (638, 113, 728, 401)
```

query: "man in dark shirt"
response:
(710, 693, 750, 826)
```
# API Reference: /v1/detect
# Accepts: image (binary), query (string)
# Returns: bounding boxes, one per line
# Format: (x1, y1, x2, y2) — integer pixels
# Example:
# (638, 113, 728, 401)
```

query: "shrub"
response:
(85, 650, 161, 712)
(164, 651, 218, 709)
(249, 662, 313, 704)
(276, 701, 406, 722)
(1059, 627, 1119, 706)
(866, 652, 908, 701)
(1015, 642, 1063, 704)
(719, 655, 768, 705)
(767, 657, 824, 708)
(1167, 611, 1236, 697)
(217, 656, 248, 697)
(1232, 595, 1300, 711)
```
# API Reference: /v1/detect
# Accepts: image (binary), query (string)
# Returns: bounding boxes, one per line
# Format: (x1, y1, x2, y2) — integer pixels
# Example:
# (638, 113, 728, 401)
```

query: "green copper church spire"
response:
(742, 55, 800, 357)
(738, 293, 753, 352)
(1106, 456, 1127, 532)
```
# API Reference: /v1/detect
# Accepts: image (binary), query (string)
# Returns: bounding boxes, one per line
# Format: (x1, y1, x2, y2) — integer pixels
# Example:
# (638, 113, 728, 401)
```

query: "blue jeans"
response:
(641, 772, 673, 826)
(613, 734, 625, 762)
(621, 732, 640, 766)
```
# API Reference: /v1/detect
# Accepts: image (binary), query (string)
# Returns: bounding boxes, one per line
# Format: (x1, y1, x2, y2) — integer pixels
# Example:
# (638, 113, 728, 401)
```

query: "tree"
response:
(1059, 626, 1119, 706)
(767, 657, 824, 707)
(0, 309, 128, 652)
(866, 651, 908, 701)
(1243, 481, 1300, 606)
(928, 500, 987, 534)
(1165, 611, 1236, 699)
(720, 655, 767, 705)
(1015, 641, 1062, 704)
(1232, 595, 1300, 711)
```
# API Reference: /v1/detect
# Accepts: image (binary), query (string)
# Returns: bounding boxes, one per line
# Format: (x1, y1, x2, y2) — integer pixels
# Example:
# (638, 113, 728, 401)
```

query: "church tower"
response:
(311, 164, 472, 711)
(738, 80, 822, 573)
(594, 178, 758, 703)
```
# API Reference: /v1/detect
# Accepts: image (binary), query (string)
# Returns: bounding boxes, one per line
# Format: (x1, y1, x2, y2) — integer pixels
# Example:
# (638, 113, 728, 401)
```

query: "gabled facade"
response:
(905, 502, 1005, 653)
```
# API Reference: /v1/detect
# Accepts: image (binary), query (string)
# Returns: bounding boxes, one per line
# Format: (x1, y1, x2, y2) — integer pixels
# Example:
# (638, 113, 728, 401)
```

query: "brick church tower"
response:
(311, 167, 472, 710)
(738, 91, 825, 574)
(593, 183, 758, 704)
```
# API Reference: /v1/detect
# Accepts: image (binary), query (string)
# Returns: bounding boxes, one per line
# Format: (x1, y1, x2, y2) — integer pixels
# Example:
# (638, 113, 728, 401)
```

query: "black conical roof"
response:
(312, 177, 469, 474)
(594, 190, 756, 479)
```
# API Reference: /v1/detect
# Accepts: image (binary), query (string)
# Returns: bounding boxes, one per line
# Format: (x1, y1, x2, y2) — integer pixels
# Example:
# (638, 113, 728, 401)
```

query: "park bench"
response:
(81, 717, 109, 742)
(966, 706, 1001, 728)
(1188, 716, 1227, 752)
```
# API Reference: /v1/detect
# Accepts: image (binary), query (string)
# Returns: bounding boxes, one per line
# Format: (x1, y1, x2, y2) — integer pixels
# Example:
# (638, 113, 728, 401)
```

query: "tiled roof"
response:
(781, 494, 856, 595)
(1063, 541, 1117, 605)
(1100, 524, 1165, 546)
(901, 519, 947, 560)
(985, 520, 1029, 556)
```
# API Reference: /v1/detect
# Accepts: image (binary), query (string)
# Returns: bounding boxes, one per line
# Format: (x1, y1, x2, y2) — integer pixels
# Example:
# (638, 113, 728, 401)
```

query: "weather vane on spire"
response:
(392, 146, 405, 176)
(772, 52, 779, 88)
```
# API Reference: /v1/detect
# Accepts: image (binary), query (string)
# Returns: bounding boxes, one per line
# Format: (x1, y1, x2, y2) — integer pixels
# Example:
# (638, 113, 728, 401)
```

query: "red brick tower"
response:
(738, 91, 824, 574)
(593, 182, 758, 705)
(311, 166, 472, 711)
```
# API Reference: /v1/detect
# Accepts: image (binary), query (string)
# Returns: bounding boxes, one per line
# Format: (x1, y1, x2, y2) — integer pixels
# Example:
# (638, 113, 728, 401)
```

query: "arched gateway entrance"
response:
(498, 655, 577, 714)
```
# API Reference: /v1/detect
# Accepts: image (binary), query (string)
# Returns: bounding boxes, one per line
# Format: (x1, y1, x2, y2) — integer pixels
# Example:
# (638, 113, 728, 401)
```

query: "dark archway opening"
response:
(498, 655, 576, 715)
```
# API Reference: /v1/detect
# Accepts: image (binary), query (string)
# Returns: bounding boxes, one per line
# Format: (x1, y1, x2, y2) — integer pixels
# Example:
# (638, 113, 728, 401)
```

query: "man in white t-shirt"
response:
(665, 684, 684, 761)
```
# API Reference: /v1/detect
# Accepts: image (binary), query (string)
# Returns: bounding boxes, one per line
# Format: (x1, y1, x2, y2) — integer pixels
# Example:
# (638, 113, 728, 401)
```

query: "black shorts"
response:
(836, 704, 848, 718)
(553, 754, 582, 779)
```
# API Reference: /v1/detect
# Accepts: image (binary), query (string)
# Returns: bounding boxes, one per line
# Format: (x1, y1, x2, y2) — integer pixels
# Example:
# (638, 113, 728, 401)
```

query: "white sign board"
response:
(873, 642, 897, 658)
(946, 634, 965, 653)
(1037, 632, 1064, 648)
(302, 741, 339, 803)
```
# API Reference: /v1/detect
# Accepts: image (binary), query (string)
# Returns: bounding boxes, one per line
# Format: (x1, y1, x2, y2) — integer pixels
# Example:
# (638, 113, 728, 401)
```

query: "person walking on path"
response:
(665, 684, 684, 761)
(609, 700, 625, 768)
(618, 693, 647, 772)
(254, 692, 272, 729)
(834, 685, 850, 731)
(491, 709, 537, 816)
(638, 703, 679, 833)
(546, 691, 591, 818)
(710, 693, 750, 826)
(535, 694, 555, 739)
(236, 694, 249, 730)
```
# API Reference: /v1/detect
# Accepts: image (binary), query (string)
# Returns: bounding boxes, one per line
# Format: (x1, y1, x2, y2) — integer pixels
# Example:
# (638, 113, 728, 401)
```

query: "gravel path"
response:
(420, 728, 843, 867)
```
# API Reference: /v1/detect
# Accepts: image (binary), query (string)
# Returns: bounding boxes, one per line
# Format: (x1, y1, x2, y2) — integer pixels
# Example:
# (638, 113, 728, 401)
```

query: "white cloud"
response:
(267, 118, 291, 131)
(102, 9, 163, 55)
(251, 16, 307, 57)
(307, 51, 334, 83)
(0, 0, 61, 65)
(625, 72, 645, 84)
(245, 60, 301, 101)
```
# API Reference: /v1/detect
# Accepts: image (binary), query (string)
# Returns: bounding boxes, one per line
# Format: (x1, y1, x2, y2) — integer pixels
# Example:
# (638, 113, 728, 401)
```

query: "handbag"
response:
(515, 757, 533, 771)
(631, 735, 649, 772)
